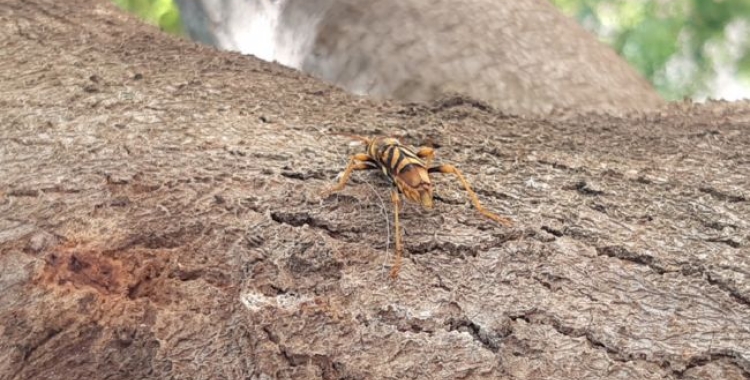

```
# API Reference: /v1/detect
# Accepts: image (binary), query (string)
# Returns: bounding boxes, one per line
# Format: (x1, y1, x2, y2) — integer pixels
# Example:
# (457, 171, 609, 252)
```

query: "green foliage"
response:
(112, 0, 183, 35)
(550, 0, 750, 100)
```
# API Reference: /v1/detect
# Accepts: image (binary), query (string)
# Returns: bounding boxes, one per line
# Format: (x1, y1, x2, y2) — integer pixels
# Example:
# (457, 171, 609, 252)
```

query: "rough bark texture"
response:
(175, 0, 664, 115)
(1, 1, 749, 380)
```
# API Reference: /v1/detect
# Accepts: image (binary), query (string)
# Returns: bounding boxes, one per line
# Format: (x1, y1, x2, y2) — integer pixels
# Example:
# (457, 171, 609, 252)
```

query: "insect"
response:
(321, 136, 513, 279)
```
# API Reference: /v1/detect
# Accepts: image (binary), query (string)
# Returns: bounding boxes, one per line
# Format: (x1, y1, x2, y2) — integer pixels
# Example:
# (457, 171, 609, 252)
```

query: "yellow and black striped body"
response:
(365, 137, 435, 208)
(323, 134, 514, 279)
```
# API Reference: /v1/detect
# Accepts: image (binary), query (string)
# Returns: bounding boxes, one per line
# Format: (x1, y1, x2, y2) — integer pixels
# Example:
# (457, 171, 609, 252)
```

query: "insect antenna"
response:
(330, 132, 372, 146)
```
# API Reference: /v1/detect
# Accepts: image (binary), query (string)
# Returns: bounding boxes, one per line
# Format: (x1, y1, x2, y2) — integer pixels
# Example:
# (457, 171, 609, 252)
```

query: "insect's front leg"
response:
(429, 164, 514, 227)
(415, 146, 435, 167)
(321, 153, 375, 197)
(389, 188, 404, 279)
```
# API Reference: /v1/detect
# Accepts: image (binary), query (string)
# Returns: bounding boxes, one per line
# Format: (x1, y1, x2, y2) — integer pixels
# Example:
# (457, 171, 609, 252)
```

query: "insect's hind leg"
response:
(429, 164, 514, 227)
(321, 153, 375, 196)
(389, 189, 404, 279)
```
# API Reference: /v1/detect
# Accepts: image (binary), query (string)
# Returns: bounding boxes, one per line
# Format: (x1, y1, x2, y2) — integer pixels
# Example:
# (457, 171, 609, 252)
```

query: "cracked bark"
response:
(1, 0, 750, 380)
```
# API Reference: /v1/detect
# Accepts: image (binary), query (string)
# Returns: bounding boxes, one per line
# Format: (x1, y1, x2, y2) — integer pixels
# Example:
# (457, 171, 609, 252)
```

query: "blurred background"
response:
(112, 0, 750, 101)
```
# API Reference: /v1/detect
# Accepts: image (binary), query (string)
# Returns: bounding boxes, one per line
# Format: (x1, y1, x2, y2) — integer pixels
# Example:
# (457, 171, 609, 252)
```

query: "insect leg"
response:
(415, 146, 435, 167)
(389, 189, 404, 279)
(321, 153, 375, 196)
(429, 164, 514, 227)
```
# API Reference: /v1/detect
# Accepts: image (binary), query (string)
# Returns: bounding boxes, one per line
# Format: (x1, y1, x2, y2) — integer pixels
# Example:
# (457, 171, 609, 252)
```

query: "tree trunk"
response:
(175, 0, 664, 115)
(1, 1, 749, 379)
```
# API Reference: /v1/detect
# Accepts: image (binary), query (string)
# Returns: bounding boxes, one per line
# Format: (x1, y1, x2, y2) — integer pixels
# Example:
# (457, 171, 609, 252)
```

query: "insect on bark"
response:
(321, 136, 513, 279)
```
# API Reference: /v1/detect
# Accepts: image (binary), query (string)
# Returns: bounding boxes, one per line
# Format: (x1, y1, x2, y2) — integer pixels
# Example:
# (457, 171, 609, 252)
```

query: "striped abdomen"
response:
(368, 137, 434, 207)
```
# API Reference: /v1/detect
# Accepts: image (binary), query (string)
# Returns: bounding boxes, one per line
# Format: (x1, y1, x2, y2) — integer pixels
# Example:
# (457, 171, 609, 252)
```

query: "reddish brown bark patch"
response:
(38, 246, 126, 296)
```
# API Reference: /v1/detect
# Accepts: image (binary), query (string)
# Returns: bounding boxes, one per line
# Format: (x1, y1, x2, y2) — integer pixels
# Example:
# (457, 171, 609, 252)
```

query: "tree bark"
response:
(175, 0, 665, 115)
(1, 1, 749, 379)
